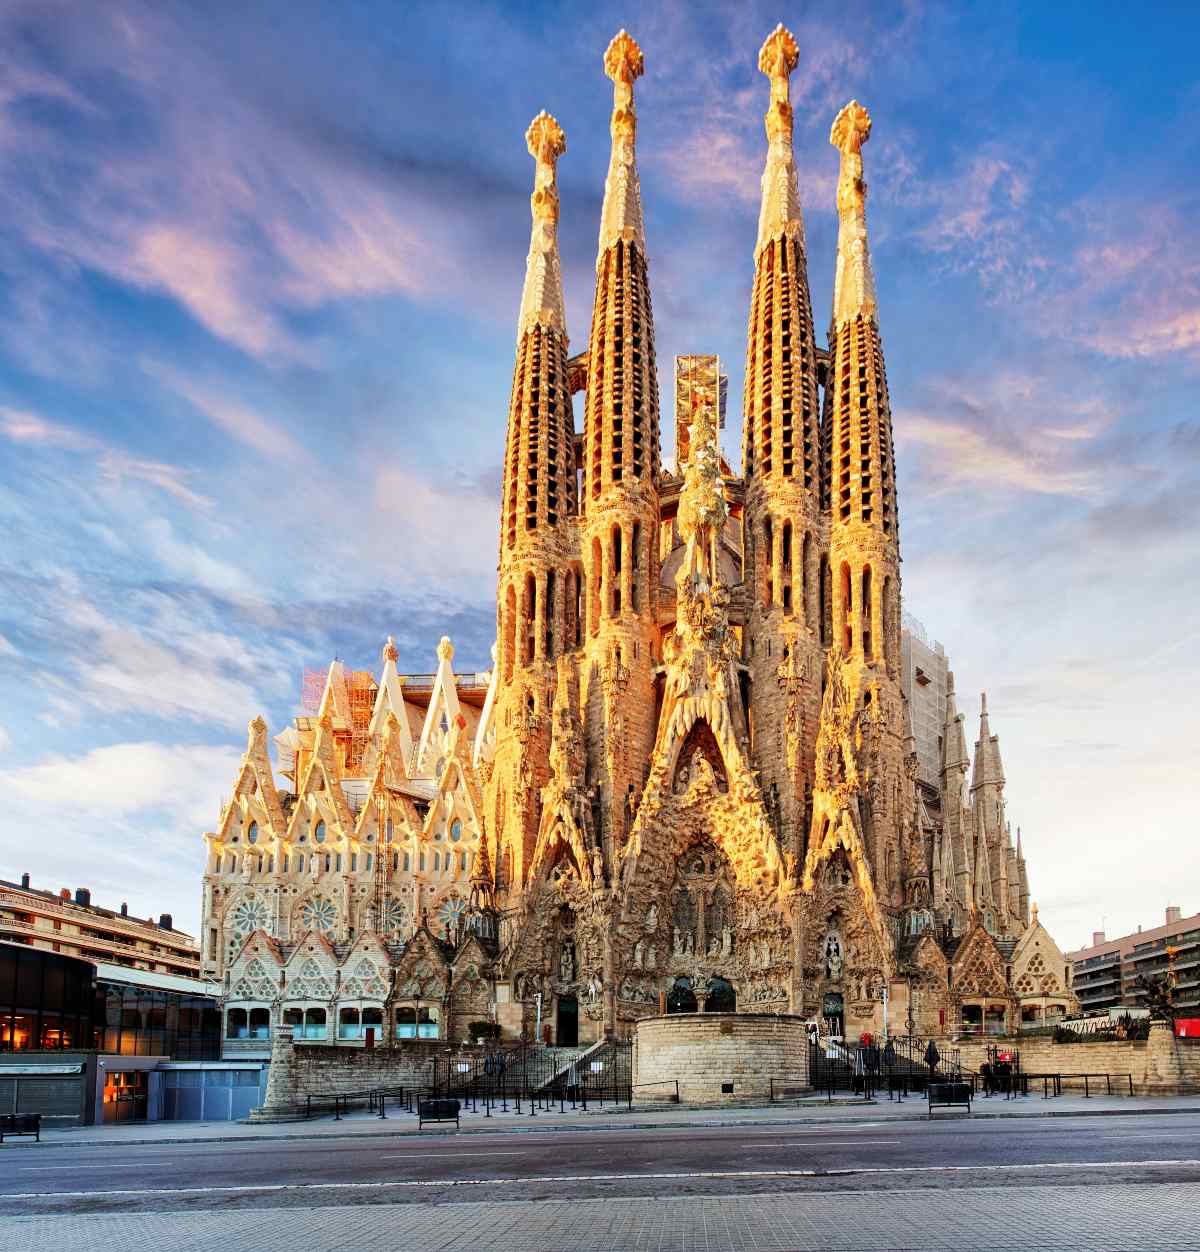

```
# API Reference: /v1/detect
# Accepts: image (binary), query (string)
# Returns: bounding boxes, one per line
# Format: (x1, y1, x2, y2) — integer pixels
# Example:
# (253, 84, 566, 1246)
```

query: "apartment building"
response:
(0, 874, 199, 979)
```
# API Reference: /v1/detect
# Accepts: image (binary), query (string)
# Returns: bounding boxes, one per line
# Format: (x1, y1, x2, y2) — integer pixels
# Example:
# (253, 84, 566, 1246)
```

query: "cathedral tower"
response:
(580, 31, 662, 865)
(492, 111, 579, 887)
(822, 101, 904, 904)
(740, 25, 825, 864)
(970, 693, 1011, 930)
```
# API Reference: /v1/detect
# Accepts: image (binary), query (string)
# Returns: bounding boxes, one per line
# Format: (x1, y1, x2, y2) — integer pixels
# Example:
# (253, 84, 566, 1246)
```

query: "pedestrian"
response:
(980, 1060, 993, 1097)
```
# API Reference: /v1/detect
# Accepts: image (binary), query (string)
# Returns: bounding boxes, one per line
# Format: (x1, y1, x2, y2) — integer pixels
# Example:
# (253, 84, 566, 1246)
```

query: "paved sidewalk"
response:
(11, 1092, 1200, 1150)
(4, 1182, 1199, 1250)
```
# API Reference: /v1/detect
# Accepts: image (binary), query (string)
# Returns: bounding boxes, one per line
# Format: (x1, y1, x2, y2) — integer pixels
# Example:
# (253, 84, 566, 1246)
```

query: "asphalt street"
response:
(2, 1110, 1199, 1216)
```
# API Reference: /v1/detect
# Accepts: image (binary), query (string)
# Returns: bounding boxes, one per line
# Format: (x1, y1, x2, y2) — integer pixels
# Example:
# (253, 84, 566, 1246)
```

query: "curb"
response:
(9, 1101, 1200, 1150)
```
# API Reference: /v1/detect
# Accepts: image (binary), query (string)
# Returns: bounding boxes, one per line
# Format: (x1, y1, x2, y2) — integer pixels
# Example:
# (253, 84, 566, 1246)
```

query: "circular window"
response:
(247, 823, 258, 845)
(450, 821, 462, 843)
(314, 822, 326, 845)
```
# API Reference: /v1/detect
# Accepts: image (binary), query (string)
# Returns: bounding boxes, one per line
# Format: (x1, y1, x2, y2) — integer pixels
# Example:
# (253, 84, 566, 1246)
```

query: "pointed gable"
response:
(414, 637, 463, 778)
(367, 636, 414, 766)
(951, 915, 1009, 998)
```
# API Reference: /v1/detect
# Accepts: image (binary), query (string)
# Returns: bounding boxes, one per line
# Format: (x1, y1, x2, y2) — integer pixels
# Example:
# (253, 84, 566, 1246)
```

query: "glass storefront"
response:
(0, 945, 95, 1052)
(0, 943, 221, 1059)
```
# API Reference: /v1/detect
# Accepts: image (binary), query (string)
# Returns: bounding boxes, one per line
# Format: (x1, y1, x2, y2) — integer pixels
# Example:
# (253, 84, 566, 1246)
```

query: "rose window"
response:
(437, 896, 466, 930)
(381, 897, 408, 934)
(301, 896, 337, 933)
(231, 897, 269, 937)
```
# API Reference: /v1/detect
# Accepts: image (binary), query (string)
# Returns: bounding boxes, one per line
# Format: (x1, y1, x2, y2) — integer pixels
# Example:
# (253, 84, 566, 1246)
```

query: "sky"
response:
(0, 0, 1196, 950)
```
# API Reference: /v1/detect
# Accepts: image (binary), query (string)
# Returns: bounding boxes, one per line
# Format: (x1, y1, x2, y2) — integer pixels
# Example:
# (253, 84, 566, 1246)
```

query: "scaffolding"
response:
(674, 354, 726, 469)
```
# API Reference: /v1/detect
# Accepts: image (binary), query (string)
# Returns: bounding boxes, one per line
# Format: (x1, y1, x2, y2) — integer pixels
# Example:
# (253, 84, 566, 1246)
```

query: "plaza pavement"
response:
(3, 1182, 1199, 1251)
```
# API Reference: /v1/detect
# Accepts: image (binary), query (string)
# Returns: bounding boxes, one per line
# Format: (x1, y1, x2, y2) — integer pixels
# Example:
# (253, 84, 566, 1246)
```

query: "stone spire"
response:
(584, 28, 660, 508)
(971, 692, 1006, 790)
(822, 98, 899, 675)
(580, 29, 661, 883)
(742, 23, 820, 501)
(739, 25, 824, 868)
(821, 100, 897, 548)
(940, 671, 972, 916)
(497, 109, 578, 708)
(754, 24, 805, 258)
(517, 111, 567, 343)
(830, 100, 878, 328)
(596, 30, 646, 263)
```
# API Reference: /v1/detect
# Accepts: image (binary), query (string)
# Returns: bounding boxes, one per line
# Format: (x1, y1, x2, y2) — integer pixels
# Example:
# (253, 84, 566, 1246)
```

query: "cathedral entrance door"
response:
(667, 977, 698, 1013)
(556, 995, 578, 1046)
(822, 992, 844, 1039)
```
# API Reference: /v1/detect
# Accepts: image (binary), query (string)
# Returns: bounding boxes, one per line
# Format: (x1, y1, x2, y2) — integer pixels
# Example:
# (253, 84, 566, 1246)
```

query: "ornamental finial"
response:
(526, 110, 566, 224)
(604, 29, 644, 85)
(437, 636, 454, 664)
(759, 25, 799, 141)
(604, 30, 643, 140)
(382, 635, 399, 664)
(830, 99, 872, 155)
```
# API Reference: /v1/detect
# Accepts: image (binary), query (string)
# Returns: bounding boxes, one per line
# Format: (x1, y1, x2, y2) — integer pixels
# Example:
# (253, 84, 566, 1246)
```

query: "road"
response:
(2, 1110, 1199, 1215)
(4, 1112, 1200, 1250)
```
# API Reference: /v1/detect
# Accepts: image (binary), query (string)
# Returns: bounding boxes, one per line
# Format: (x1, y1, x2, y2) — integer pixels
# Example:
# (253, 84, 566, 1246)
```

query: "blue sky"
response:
(0, 1, 1196, 948)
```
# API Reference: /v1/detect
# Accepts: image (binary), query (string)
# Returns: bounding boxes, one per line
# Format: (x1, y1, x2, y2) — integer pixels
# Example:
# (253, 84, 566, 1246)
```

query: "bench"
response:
(417, 1097, 461, 1130)
(927, 1081, 973, 1118)
(0, 1113, 42, 1142)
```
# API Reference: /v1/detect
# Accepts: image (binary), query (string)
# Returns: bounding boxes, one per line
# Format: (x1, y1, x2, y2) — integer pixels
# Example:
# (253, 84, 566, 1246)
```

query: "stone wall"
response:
(633, 1013, 808, 1104)
(250, 1027, 486, 1119)
(951, 1022, 1200, 1094)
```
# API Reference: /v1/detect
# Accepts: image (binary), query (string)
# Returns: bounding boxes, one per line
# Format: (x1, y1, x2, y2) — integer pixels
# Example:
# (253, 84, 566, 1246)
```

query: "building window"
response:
(282, 1007, 326, 1040)
(247, 822, 258, 845)
(226, 1007, 248, 1039)
(395, 1006, 416, 1039)
(417, 1007, 439, 1039)
(314, 822, 326, 844)
(249, 1007, 270, 1039)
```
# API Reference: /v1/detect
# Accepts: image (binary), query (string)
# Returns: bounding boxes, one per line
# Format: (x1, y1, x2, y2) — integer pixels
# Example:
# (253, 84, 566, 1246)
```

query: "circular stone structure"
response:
(633, 1013, 810, 1105)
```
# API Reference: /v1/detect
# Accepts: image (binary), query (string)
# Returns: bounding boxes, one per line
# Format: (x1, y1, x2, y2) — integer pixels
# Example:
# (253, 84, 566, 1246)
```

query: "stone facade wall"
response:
(952, 1023, 1200, 1094)
(633, 1013, 809, 1104)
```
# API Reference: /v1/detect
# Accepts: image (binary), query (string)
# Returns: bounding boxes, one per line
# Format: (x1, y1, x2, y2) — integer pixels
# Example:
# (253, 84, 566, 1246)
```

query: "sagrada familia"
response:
(202, 28, 1076, 1052)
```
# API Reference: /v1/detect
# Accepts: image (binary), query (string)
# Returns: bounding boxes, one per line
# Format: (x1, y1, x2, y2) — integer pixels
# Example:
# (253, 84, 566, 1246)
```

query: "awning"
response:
(0, 1064, 85, 1075)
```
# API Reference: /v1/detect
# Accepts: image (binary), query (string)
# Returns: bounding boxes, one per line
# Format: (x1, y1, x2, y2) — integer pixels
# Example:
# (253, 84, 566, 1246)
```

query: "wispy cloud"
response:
(142, 362, 304, 462)
(1, 404, 212, 509)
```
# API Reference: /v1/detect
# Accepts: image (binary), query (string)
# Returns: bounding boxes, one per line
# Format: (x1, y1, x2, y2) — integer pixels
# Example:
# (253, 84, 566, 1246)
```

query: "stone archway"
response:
(667, 977, 698, 1014)
(705, 977, 736, 1014)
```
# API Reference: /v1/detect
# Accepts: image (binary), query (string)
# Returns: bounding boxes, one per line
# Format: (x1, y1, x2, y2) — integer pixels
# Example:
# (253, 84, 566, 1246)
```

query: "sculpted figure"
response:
(646, 944, 657, 971)
(673, 926, 683, 956)
(646, 904, 658, 932)
(633, 940, 644, 970)
(721, 925, 733, 957)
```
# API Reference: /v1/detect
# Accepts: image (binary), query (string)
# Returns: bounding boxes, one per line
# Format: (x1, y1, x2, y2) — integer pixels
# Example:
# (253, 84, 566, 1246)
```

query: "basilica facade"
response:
(201, 27, 1075, 1054)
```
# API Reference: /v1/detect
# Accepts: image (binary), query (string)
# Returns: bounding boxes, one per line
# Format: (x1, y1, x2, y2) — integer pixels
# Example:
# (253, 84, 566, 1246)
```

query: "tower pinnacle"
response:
(754, 24, 804, 259)
(517, 111, 567, 343)
(597, 30, 646, 261)
(830, 100, 877, 328)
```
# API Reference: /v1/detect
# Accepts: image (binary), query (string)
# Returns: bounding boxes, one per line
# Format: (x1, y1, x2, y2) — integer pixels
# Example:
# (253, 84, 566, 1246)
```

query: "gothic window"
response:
(249, 1007, 270, 1039)
(522, 573, 536, 665)
(314, 822, 326, 845)
(395, 1006, 417, 1039)
(225, 1007, 248, 1039)
(247, 822, 258, 845)
(861, 566, 873, 660)
(781, 521, 793, 613)
(545, 569, 557, 658)
(841, 562, 853, 654)
(631, 520, 642, 612)
(610, 524, 622, 616)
